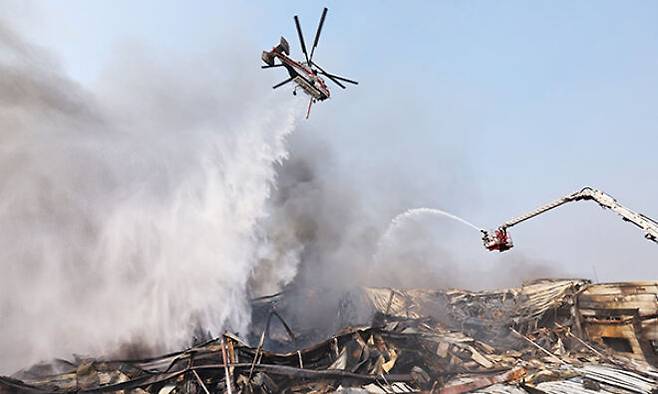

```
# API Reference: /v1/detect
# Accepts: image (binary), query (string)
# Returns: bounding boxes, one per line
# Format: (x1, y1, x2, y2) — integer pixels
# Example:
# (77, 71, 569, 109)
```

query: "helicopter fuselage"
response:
(268, 48, 331, 101)
(262, 8, 357, 118)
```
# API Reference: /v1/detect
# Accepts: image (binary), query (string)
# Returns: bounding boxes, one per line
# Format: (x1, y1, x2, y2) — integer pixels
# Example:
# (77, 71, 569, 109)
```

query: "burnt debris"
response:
(2, 279, 658, 393)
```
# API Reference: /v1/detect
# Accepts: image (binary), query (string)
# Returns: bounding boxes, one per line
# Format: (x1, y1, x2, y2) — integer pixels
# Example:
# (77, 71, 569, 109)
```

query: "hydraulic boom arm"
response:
(482, 186, 658, 252)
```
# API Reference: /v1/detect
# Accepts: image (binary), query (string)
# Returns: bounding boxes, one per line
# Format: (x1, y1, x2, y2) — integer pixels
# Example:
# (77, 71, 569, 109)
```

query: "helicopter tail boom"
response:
(262, 37, 290, 66)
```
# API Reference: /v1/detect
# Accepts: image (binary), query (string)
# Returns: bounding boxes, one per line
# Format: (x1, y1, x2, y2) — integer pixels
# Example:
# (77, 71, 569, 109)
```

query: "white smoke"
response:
(0, 21, 300, 372)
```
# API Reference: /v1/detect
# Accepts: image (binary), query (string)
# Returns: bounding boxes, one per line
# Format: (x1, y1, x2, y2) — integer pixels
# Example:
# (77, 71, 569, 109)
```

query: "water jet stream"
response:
(374, 208, 482, 262)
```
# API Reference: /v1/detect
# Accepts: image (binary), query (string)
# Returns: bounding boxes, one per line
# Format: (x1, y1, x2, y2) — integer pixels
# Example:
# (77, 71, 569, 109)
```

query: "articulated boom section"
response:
(482, 187, 658, 252)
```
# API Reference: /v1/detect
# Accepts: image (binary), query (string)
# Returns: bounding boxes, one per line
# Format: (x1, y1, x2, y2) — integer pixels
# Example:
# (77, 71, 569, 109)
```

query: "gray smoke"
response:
(0, 6, 569, 374)
(251, 127, 568, 323)
(245, 127, 568, 341)
(0, 20, 299, 373)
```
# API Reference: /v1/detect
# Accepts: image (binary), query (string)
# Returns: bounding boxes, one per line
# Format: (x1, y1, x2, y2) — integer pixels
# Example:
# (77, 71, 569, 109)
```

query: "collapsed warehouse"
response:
(2, 279, 657, 393)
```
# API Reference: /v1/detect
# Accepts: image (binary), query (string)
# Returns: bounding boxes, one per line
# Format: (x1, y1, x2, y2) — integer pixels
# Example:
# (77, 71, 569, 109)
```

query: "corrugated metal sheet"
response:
(472, 383, 528, 394)
(535, 379, 617, 394)
(4, 280, 658, 393)
(579, 364, 658, 393)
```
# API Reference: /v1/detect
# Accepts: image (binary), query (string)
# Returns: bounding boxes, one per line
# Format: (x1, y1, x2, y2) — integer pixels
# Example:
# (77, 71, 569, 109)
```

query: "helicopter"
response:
(261, 8, 358, 118)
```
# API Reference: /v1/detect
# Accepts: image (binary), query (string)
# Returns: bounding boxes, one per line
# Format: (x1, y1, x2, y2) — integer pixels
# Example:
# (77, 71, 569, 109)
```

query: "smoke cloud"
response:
(0, 6, 566, 374)
(0, 20, 299, 373)
(252, 128, 567, 308)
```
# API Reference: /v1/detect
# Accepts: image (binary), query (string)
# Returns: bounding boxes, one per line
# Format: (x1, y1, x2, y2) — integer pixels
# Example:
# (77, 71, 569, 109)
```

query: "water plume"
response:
(375, 208, 482, 259)
(388, 208, 481, 233)
(0, 21, 299, 373)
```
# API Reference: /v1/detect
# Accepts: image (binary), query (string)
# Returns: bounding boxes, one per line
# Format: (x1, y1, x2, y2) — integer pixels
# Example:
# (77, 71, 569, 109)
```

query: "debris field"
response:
(2, 279, 658, 393)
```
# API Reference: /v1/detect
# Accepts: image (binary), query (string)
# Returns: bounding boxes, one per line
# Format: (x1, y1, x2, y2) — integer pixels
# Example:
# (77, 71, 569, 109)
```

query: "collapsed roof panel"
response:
(2, 280, 657, 393)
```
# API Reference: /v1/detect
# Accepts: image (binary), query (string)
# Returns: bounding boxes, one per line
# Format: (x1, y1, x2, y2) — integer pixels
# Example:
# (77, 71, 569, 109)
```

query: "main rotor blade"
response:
(320, 73, 346, 89)
(315, 71, 345, 89)
(311, 61, 357, 88)
(273, 77, 294, 89)
(321, 73, 358, 85)
(293, 15, 309, 63)
(261, 64, 285, 69)
(309, 61, 345, 89)
(327, 75, 346, 89)
(309, 7, 328, 62)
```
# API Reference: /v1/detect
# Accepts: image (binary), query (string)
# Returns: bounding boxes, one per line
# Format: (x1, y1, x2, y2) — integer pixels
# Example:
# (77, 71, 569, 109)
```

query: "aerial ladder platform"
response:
(482, 186, 658, 252)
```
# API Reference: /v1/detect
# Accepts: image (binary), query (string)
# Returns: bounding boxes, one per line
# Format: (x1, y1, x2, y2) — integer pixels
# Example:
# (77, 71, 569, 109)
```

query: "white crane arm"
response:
(482, 187, 658, 252)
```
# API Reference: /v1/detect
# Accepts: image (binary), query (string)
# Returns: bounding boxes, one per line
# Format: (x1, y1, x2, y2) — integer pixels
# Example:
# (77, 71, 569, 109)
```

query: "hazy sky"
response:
(5, 0, 658, 281)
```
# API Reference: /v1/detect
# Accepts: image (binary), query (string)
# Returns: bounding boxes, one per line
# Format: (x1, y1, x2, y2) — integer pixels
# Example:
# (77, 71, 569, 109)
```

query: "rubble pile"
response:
(2, 279, 657, 393)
